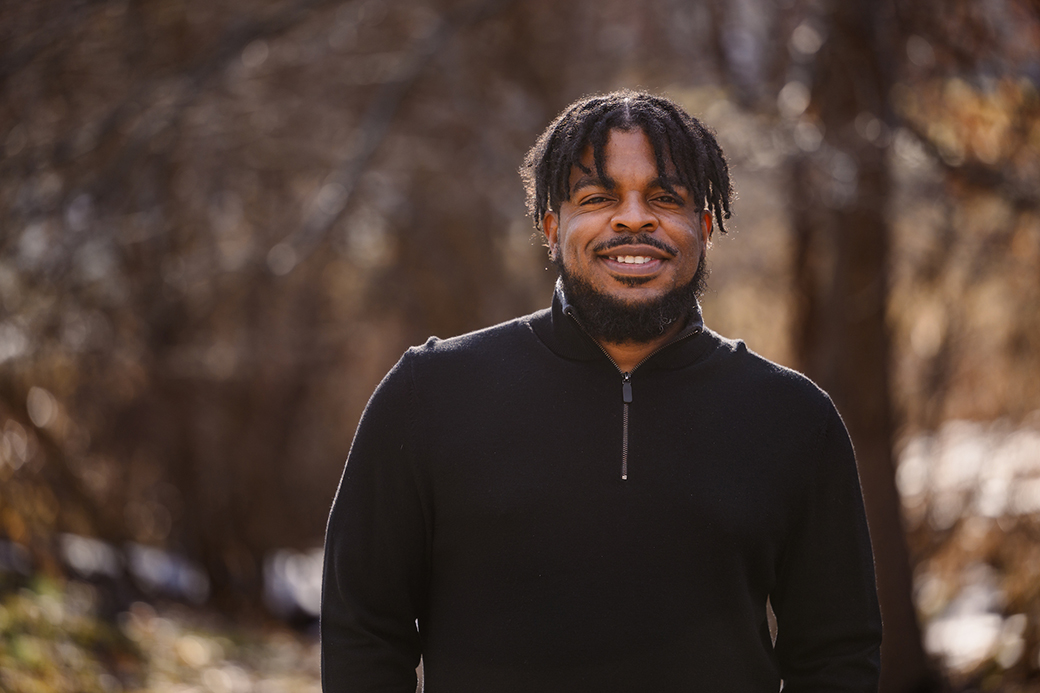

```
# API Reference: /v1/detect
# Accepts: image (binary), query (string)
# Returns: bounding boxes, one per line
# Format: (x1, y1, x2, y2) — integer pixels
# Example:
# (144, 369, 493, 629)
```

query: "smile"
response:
(593, 242, 673, 276)
(610, 255, 654, 264)
(600, 255, 665, 274)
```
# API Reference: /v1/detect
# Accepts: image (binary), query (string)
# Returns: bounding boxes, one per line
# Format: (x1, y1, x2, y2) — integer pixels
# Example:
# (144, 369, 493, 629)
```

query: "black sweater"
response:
(321, 294, 882, 692)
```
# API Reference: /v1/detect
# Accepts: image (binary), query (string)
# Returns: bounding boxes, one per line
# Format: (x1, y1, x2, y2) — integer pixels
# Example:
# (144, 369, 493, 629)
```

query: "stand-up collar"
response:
(528, 281, 716, 370)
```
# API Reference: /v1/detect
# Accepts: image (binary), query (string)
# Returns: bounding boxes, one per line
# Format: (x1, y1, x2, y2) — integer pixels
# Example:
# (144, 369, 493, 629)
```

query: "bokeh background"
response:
(2, 0, 1039, 691)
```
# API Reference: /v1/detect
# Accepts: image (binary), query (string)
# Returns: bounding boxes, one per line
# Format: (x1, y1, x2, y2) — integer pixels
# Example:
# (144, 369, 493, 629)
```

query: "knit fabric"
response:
(321, 292, 882, 692)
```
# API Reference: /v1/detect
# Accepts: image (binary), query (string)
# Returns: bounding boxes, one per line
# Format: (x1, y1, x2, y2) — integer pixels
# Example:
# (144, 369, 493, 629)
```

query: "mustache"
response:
(593, 233, 678, 256)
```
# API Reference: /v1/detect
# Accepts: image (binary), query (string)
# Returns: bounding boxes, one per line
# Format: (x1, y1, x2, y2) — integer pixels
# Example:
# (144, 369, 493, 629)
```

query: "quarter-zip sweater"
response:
(322, 292, 882, 693)
(558, 289, 706, 482)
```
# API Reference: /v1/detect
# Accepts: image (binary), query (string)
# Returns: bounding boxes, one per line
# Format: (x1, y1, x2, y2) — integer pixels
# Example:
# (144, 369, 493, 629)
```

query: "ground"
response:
(0, 577, 321, 693)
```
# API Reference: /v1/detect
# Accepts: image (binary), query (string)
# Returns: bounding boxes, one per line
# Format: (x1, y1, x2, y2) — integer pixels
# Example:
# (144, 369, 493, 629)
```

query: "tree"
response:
(786, 0, 935, 688)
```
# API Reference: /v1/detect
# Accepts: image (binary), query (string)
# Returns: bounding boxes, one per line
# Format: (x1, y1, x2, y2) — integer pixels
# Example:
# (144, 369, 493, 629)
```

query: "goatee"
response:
(557, 248, 707, 345)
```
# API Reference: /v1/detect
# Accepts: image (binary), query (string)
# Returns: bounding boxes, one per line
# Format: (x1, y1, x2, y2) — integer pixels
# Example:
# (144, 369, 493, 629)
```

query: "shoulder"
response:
(389, 309, 553, 390)
(363, 311, 548, 423)
(405, 308, 550, 367)
(391, 308, 553, 412)
(697, 332, 853, 470)
(702, 330, 838, 419)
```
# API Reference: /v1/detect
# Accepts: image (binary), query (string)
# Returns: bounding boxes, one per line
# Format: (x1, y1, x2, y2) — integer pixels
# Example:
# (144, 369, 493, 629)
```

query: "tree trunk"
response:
(791, 1, 938, 690)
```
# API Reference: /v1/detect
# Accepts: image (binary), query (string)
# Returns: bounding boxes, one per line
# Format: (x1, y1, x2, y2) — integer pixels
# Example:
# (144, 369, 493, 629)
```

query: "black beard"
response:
(556, 249, 708, 345)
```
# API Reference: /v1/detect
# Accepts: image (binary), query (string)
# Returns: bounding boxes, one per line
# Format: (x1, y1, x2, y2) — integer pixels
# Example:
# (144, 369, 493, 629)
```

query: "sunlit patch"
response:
(127, 544, 210, 604)
(0, 323, 29, 364)
(923, 563, 1004, 671)
(898, 418, 1040, 676)
(60, 534, 122, 580)
(263, 548, 324, 618)
(896, 420, 1040, 524)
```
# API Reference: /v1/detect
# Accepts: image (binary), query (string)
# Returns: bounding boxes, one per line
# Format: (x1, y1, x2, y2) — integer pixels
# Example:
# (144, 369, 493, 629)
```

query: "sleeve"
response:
(321, 352, 428, 692)
(770, 402, 883, 693)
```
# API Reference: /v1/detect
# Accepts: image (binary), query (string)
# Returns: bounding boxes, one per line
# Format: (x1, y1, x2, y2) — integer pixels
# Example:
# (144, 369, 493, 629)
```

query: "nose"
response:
(611, 194, 657, 233)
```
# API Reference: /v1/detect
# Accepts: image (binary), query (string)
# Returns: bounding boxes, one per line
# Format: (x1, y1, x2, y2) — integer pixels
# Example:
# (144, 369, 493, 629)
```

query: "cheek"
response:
(558, 223, 593, 255)
(682, 224, 706, 251)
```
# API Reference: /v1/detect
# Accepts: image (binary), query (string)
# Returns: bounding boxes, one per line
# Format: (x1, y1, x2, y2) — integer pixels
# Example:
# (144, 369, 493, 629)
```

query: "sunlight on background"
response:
(2, 0, 1040, 691)
(898, 416, 1040, 675)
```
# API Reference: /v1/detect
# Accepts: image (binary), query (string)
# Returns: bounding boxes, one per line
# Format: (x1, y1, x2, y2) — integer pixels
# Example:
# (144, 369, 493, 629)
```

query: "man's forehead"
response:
(570, 131, 679, 180)
(567, 156, 684, 192)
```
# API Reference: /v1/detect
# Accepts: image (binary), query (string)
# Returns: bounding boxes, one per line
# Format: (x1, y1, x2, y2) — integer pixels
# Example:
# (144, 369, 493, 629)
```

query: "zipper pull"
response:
(622, 372, 632, 403)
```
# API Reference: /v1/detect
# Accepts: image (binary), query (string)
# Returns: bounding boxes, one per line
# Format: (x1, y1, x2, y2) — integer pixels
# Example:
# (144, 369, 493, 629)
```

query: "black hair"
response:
(520, 89, 733, 235)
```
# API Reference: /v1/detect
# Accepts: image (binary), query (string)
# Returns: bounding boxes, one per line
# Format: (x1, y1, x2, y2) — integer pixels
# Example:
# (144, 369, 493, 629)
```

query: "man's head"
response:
(520, 90, 733, 344)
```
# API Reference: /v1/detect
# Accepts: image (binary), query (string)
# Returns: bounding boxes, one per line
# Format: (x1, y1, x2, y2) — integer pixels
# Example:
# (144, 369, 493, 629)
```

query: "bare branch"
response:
(271, 0, 516, 272)
(81, 0, 340, 205)
(899, 118, 1040, 210)
(0, 0, 112, 91)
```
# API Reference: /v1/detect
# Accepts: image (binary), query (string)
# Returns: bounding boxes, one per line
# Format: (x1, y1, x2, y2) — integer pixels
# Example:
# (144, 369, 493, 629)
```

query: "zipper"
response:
(565, 309, 702, 481)
(621, 372, 632, 479)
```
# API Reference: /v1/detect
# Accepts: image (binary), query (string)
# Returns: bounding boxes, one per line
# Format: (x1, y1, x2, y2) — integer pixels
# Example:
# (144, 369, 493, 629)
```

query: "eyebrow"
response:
(569, 175, 688, 195)
(571, 175, 613, 193)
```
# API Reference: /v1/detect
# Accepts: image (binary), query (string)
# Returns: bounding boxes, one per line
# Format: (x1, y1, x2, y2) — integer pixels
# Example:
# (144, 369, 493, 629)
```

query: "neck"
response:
(598, 320, 685, 372)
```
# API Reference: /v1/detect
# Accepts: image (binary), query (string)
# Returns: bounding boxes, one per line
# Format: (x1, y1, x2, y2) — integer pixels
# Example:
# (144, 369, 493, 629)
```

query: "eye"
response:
(579, 194, 611, 206)
(654, 194, 683, 205)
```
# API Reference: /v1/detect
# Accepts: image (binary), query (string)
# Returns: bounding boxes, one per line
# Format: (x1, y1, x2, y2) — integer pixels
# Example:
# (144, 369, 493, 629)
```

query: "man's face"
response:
(543, 128, 712, 342)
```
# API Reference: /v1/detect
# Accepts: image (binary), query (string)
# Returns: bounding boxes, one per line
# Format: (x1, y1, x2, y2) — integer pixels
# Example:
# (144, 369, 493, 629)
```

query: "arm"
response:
(771, 403, 883, 692)
(322, 353, 428, 692)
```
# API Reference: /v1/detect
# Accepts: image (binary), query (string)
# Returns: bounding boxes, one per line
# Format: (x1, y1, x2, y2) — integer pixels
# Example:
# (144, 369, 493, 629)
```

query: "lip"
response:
(596, 244, 670, 275)
(595, 244, 671, 260)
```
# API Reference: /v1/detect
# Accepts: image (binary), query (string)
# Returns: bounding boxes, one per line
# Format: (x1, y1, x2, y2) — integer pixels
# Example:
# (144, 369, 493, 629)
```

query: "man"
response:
(321, 90, 882, 692)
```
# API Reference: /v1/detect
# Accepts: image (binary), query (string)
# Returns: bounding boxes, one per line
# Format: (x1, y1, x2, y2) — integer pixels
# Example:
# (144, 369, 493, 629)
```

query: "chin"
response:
(612, 274, 656, 289)
(557, 261, 706, 345)
(607, 288, 668, 307)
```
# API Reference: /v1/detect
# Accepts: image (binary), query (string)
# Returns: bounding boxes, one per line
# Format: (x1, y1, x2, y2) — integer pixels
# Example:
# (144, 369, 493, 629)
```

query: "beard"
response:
(556, 246, 708, 345)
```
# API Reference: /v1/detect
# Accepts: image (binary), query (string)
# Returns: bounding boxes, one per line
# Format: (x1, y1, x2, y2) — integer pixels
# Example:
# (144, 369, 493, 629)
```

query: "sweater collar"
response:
(528, 281, 715, 370)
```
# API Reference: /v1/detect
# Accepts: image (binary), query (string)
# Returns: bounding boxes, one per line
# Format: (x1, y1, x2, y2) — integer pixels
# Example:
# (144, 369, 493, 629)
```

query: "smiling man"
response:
(321, 91, 882, 692)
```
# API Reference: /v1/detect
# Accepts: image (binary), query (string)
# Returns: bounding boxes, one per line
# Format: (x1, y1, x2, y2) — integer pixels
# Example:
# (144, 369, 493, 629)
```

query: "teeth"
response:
(612, 255, 653, 264)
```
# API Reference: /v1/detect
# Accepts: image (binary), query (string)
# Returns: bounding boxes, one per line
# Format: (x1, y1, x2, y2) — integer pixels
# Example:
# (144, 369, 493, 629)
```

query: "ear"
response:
(700, 211, 713, 246)
(543, 211, 560, 254)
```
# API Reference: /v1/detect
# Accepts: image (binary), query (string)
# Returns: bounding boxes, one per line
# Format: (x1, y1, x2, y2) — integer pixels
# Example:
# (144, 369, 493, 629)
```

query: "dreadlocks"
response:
(520, 90, 733, 235)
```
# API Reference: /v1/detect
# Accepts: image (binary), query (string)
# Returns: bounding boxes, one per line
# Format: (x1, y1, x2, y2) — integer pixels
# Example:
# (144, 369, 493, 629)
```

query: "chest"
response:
(416, 363, 813, 574)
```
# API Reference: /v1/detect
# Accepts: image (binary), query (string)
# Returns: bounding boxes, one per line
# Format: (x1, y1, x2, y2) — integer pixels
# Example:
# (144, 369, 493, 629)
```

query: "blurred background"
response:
(1, 0, 1039, 691)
